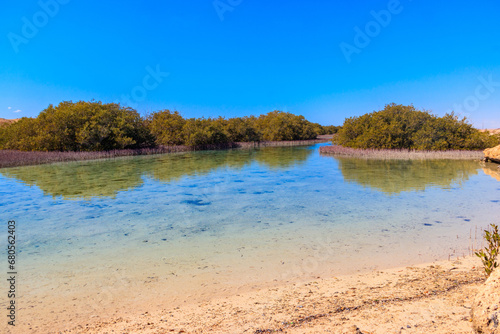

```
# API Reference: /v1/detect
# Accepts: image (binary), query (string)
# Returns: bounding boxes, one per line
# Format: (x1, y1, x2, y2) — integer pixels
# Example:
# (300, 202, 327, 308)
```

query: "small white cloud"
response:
(8, 107, 11, 109)
(14, 109, 21, 113)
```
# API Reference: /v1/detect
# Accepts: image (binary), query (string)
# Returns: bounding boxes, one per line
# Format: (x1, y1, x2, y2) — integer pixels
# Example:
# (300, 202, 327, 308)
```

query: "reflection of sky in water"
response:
(0, 144, 499, 311)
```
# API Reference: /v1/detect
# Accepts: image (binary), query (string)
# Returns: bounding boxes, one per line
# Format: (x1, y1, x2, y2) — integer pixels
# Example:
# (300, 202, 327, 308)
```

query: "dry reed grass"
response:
(0, 138, 330, 168)
(320, 145, 484, 160)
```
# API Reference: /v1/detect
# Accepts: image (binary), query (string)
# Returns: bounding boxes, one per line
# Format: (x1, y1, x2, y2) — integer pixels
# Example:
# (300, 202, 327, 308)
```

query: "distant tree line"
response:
(334, 103, 499, 150)
(0, 101, 338, 151)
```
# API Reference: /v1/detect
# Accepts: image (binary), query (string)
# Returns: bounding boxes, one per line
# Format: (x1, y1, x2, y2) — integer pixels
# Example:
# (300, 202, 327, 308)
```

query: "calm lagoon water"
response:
(1, 143, 499, 323)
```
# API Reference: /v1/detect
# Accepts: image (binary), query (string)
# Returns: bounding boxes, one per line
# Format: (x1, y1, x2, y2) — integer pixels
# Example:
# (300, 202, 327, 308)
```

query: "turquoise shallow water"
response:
(0, 143, 499, 324)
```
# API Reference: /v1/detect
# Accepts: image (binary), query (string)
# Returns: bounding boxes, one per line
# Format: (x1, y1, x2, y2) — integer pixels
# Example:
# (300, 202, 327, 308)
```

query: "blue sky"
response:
(1, 0, 499, 127)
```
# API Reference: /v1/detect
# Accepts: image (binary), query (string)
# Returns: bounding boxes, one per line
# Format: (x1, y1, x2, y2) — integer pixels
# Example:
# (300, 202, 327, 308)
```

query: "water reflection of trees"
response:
(1, 158, 146, 199)
(145, 150, 254, 183)
(334, 157, 480, 194)
(253, 146, 311, 170)
(1, 146, 313, 199)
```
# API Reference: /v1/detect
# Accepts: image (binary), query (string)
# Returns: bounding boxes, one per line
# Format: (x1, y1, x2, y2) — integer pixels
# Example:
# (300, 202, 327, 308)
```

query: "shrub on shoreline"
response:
(0, 101, 334, 152)
(334, 103, 499, 151)
(0, 101, 152, 151)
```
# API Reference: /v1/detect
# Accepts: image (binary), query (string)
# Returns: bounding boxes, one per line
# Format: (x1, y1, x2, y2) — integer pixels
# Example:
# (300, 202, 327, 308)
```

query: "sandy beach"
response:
(14, 255, 483, 334)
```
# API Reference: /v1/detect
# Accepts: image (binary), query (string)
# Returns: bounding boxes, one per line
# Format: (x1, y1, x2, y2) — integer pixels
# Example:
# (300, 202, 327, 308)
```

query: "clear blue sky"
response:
(1, 0, 499, 127)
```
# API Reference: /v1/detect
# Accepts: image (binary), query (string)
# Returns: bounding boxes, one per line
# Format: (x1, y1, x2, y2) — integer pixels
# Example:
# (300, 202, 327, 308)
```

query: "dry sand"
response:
(12, 256, 483, 334)
(0, 118, 19, 125)
(480, 128, 500, 135)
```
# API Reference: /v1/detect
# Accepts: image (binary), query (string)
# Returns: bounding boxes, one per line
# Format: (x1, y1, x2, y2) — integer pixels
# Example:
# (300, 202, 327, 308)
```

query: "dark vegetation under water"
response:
(0, 100, 339, 152)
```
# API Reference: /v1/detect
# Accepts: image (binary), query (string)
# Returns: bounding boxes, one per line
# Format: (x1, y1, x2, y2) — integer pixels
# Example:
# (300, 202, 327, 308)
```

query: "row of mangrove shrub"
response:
(0, 101, 334, 151)
(334, 103, 500, 150)
(147, 110, 323, 147)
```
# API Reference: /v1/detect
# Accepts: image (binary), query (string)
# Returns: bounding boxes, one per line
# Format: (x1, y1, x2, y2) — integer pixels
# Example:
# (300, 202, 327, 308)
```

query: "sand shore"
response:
(23, 256, 483, 334)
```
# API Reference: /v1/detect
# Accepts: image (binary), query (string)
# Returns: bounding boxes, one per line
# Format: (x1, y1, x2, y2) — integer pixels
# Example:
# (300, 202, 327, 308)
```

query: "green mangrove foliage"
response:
(334, 103, 499, 150)
(148, 110, 320, 146)
(0, 101, 152, 151)
(316, 124, 341, 135)
(475, 224, 500, 277)
(0, 101, 334, 151)
(146, 110, 186, 146)
(222, 116, 261, 142)
(255, 111, 318, 141)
